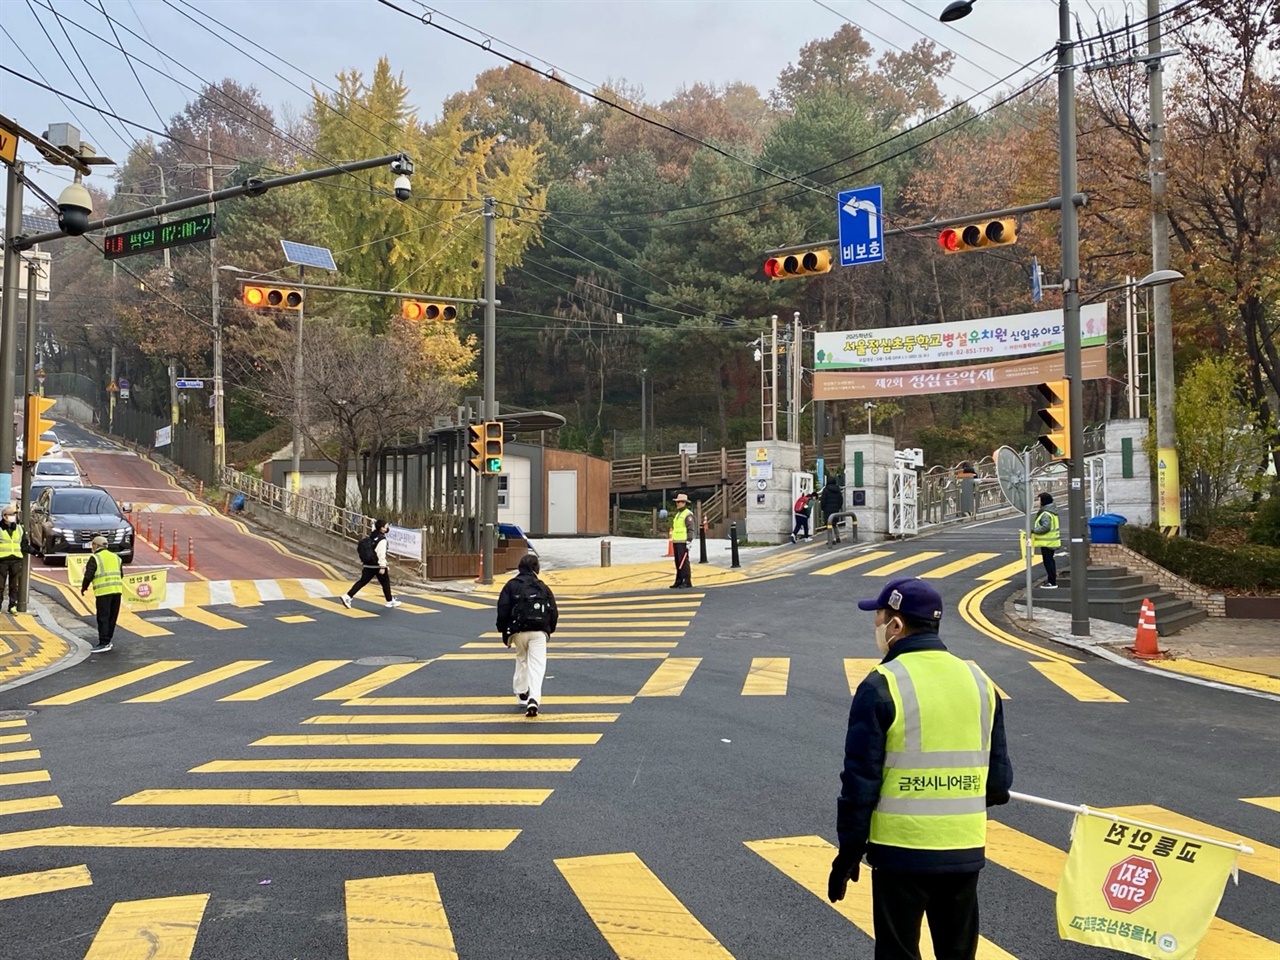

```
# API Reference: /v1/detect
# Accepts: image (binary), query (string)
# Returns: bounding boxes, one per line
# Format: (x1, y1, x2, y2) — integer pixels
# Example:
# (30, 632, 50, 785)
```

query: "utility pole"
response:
(0, 160, 24, 508)
(169, 359, 179, 427)
(292, 264, 304, 494)
(18, 262, 37, 612)
(481, 196, 497, 584)
(109, 345, 117, 433)
(791, 311, 802, 443)
(206, 135, 225, 475)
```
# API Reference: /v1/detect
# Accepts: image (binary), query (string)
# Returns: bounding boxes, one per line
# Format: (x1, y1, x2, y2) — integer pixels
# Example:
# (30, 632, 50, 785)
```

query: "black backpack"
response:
(357, 534, 379, 566)
(511, 579, 553, 632)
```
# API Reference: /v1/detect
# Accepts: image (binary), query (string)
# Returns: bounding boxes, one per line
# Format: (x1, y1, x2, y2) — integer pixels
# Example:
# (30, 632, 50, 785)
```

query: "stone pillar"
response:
(1102, 419, 1152, 525)
(842, 434, 896, 541)
(744, 441, 801, 544)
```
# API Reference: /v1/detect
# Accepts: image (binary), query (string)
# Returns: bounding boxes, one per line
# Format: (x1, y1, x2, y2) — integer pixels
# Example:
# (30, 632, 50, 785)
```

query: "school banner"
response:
(65, 555, 89, 591)
(1056, 813, 1238, 959)
(65, 556, 166, 607)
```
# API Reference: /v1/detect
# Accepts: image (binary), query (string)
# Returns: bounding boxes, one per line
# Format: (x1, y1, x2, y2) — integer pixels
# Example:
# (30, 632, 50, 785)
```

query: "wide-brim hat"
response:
(674, 494, 689, 503)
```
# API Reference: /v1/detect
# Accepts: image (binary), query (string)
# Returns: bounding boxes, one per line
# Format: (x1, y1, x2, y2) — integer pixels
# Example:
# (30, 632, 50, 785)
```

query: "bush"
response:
(1122, 524, 1280, 591)
(1248, 494, 1280, 548)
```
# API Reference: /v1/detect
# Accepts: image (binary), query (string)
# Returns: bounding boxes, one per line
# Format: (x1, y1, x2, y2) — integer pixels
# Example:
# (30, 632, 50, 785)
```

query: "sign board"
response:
(154, 425, 172, 448)
(749, 461, 773, 481)
(385, 524, 424, 561)
(118, 377, 130, 400)
(0, 250, 52, 301)
(678, 442, 698, 456)
(103, 213, 216, 261)
(1032, 256, 1043, 304)
(754, 447, 770, 462)
(0, 122, 17, 165)
(175, 379, 205, 389)
(35, 370, 45, 384)
(837, 185, 885, 267)
(108, 381, 119, 393)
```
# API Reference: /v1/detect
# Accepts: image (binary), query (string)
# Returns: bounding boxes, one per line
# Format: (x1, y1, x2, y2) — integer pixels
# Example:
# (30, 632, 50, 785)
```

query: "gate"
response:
(889, 456, 919, 537)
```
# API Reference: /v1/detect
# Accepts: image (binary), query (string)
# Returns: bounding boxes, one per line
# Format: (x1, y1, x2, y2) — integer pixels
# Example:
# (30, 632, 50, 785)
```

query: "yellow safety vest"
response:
(1031, 509, 1061, 549)
(92, 549, 124, 597)
(869, 650, 995, 851)
(669, 508, 694, 543)
(0, 525, 21, 560)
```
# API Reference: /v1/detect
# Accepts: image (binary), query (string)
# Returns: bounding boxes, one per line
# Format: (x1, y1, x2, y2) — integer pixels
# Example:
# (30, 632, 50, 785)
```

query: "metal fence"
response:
(102, 407, 216, 485)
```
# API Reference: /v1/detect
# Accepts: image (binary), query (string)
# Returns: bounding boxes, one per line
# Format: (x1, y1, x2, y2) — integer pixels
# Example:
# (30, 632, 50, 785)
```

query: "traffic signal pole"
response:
(0, 161, 23, 510)
(18, 264, 37, 612)
(481, 196, 497, 585)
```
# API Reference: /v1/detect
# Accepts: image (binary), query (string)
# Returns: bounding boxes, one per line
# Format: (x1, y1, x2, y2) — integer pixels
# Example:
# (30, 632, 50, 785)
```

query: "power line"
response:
(93, 0, 171, 134)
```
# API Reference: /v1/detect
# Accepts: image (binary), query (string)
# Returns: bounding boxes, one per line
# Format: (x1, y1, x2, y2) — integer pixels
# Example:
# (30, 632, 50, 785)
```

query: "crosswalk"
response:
(0, 718, 62, 819)
(809, 546, 1041, 581)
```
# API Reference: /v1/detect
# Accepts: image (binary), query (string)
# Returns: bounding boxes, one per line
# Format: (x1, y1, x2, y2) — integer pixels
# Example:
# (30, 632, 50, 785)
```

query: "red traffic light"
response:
(938, 229, 961, 253)
(764, 249, 832, 281)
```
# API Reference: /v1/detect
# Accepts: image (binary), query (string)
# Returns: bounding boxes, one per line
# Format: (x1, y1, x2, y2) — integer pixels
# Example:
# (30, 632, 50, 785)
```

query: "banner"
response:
(154, 425, 172, 448)
(385, 524, 424, 561)
(813, 304, 1108, 371)
(66, 556, 166, 607)
(1056, 813, 1238, 960)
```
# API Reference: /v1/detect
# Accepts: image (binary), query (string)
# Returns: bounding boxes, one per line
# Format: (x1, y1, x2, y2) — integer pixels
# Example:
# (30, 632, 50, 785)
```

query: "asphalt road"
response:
(1, 515, 1276, 959)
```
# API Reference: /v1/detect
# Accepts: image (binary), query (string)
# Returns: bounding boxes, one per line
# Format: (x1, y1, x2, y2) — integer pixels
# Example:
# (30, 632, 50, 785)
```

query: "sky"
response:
(1, 0, 1144, 206)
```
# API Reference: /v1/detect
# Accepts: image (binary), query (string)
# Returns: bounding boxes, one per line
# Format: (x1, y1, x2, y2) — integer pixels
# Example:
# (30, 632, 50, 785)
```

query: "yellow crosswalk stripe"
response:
(0, 825, 520, 852)
(253, 733, 603, 746)
(299, 596, 379, 618)
(442, 651, 671, 659)
(1029, 662, 1127, 702)
(343, 695, 633, 707)
(409, 593, 491, 610)
(863, 551, 946, 577)
(346, 873, 457, 960)
(742, 657, 789, 695)
(0, 795, 62, 816)
(301, 713, 618, 725)
(0, 864, 92, 902)
(477, 632, 684, 640)
(746, 836, 1015, 959)
(190, 758, 581, 774)
(277, 615, 315, 624)
(229, 580, 262, 607)
(0, 734, 31, 746)
(462, 641, 678, 649)
(0, 749, 41, 764)
(218, 661, 351, 702)
(0, 769, 50, 787)
(556, 852, 735, 959)
(116, 788, 554, 806)
(84, 893, 208, 960)
(170, 605, 245, 631)
(979, 555, 1041, 581)
(115, 607, 172, 638)
(270, 579, 318, 602)
(0, 718, 28, 728)
(124, 661, 271, 703)
(920, 553, 1001, 579)
(986, 820, 1277, 959)
(844, 659, 881, 694)
(558, 610, 699, 619)
(393, 599, 437, 615)
(558, 594, 705, 606)
(33, 661, 191, 706)
(1107, 805, 1279, 885)
(1242, 796, 1280, 813)
(315, 663, 429, 701)
(811, 550, 894, 577)
(637, 658, 702, 697)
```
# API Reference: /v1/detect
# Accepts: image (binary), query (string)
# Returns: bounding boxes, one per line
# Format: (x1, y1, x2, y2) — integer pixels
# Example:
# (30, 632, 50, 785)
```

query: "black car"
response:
(30, 485, 135, 565)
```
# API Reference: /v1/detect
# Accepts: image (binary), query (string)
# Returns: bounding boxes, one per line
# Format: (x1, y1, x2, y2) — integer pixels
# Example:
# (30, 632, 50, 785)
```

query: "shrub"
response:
(1122, 524, 1280, 591)
(1248, 494, 1280, 548)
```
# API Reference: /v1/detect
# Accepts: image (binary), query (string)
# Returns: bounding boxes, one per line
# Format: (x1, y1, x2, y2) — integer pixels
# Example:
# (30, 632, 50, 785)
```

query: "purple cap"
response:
(857, 577, 944, 621)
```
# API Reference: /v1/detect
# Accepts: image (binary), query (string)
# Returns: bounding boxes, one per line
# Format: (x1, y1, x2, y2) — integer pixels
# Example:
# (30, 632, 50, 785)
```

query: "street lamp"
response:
(1081, 269, 1184, 304)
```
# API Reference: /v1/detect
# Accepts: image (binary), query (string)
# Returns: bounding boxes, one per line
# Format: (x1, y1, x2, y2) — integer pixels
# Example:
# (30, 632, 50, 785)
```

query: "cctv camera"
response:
(57, 180, 93, 235)
(393, 174, 411, 202)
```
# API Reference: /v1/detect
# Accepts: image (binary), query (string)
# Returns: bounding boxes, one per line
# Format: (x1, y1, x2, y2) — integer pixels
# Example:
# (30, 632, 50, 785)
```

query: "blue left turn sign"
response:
(837, 186, 885, 267)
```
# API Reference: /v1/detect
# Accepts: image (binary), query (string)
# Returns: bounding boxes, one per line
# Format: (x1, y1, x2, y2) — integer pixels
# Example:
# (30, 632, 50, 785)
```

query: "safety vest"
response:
(0, 525, 21, 560)
(669, 508, 693, 543)
(869, 650, 995, 851)
(1032, 509, 1061, 549)
(91, 549, 124, 597)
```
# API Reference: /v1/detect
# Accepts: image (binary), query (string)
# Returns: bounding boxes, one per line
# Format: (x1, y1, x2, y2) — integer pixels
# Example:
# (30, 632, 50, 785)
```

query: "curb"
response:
(0, 591, 92, 694)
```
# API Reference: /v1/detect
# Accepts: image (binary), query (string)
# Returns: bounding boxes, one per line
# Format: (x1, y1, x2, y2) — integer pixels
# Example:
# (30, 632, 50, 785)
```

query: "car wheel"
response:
(122, 552, 134, 564)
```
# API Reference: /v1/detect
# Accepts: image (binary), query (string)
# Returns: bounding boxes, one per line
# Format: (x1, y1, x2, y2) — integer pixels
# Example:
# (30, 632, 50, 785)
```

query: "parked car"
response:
(29, 486, 135, 565)
(30, 458, 83, 488)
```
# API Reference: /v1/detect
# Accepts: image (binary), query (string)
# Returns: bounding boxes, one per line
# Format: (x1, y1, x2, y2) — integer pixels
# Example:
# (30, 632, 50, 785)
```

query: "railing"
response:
(702, 478, 747, 530)
(223, 467, 374, 541)
(610, 449, 747, 493)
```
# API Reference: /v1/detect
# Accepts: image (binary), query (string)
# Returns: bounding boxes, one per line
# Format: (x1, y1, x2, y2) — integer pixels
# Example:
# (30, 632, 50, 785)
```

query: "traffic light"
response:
(242, 285, 303, 310)
(938, 218, 1018, 254)
(764, 249, 832, 280)
(24, 395, 57, 463)
(483, 421, 504, 474)
(401, 300, 457, 322)
(1033, 379, 1071, 460)
(468, 423, 484, 474)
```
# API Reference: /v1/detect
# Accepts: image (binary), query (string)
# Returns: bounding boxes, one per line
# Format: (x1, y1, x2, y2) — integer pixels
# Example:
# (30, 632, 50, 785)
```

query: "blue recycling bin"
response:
(1087, 513, 1127, 544)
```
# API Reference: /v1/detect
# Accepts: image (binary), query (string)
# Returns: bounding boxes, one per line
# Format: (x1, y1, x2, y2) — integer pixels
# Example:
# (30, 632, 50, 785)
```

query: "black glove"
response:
(827, 848, 862, 902)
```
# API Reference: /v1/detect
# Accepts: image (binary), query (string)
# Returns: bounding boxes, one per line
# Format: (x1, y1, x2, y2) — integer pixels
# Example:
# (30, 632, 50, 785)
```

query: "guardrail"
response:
(222, 467, 374, 541)
(610, 449, 746, 493)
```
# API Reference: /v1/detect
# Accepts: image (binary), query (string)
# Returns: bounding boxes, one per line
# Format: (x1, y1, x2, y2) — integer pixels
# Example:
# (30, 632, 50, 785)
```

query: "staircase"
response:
(1035, 565, 1207, 636)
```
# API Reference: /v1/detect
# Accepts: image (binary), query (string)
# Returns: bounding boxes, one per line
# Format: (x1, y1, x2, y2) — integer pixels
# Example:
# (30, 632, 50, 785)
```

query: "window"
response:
(35, 460, 77, 476)
(52, 491, 119, 516)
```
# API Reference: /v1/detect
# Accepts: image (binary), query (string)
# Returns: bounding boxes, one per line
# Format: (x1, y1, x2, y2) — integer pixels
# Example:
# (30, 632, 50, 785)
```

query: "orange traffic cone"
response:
(665, 537, 674, 558)
(1130, 598, 1163, 659)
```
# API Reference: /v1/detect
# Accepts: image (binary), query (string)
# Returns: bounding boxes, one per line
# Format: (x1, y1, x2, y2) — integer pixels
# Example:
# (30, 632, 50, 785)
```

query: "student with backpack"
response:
(495, 553, 558, 717)
(341, 519, 402, 609)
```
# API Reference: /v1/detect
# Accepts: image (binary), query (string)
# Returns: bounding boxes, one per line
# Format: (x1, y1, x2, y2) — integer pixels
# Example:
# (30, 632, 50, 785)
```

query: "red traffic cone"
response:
(1130, 598, 1164, 659)
(665, 537, 674, 558)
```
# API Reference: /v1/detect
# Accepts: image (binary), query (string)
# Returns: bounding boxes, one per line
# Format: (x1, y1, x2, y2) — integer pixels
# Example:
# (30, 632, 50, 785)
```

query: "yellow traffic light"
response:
(402, 300, 457, 322)
(764, 249, 832, 281)
(483, 421, 504, 474)
(24, 395, 58, 463)
(468, 423, 484, 474)
(938, 218, 1018, 254)
(1034, 379, 1071, 460)
(242, 285, 303, 310)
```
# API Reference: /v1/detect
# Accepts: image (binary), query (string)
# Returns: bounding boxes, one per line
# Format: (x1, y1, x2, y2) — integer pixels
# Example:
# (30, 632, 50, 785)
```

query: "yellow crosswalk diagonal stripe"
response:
(0, 825, 519, 852)
(862, 551, 946, 577)
(844, 659, 881, 695)
(0, 734, 31, 746)
(84, 893, 209, 960)
(1029, 662, 1126, 702)
(124, 661, 271, 703)
(315, 663, 428, 701)
(298, 596, 379, 619)
(920, 553, 1001, 579)
(985, 821, 1278, 959)
(253, 733, 601, 746)
(115, 607, 171, 638)
(116, 788, 553, 807)
(170, 606, 245, 631)
(0, 864, 92, 902)
(33, 661, 191, 706)
(1242, 796, 1280, 814)
(190, 758, 580, 774)
(301, 713, 618, 725)
(0, 795, 61, 816)
(411, 592, 491, 610)
(979, 555, 1041, 582)
(637, 658, 702, 697)
(811, 550, 894, 577)
(218, 661, 350, 702)
(346, 873, 457, 960)
(742, 657, 789, 695)
(1107, 805, 1279, 885)
(0, 770, 50, 787)
(0, 749, 41, 764)
(555, 852, 735, 959)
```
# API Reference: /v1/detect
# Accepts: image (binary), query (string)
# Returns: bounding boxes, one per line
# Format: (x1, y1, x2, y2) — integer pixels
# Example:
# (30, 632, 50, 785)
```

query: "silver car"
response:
(31, 458, 83, 488)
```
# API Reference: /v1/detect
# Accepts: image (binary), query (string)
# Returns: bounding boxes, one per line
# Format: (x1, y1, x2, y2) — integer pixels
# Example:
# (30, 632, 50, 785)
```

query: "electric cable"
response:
(93, 0, 171, 133)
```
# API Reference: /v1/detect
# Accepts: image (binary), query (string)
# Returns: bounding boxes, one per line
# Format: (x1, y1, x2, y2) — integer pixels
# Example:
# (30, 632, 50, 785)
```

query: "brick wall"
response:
(1090, 543, 1226, 617)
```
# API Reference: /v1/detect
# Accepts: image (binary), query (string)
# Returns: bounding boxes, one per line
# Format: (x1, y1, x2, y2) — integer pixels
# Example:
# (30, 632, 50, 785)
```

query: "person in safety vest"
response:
(669, 493, 695, 589)
(1032, 492, 1061, 588)
(80, 535, 123, 653)
(0, 504, 31, 615)
(828, 577, 1013, 960)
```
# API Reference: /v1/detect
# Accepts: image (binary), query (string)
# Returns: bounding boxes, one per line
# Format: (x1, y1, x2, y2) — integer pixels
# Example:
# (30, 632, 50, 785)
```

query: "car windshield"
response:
(36, 460, 77, 476)
(51, 490, 118, 515)
(40, 431, 58, 442)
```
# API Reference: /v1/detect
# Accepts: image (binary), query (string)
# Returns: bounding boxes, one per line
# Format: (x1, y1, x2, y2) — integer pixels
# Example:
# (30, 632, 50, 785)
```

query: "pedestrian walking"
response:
(0, 504, 31, 615)
(828, 577, 1013, 960)
(341, 519, 402, 609)
(495, 553, 558, 718)
(669, 493, 695, 589)
(79, 536, 123, 652)
(1032, 492, 1061, 588)
(791, 491, 814, 543)
(820, 477, 845, 542)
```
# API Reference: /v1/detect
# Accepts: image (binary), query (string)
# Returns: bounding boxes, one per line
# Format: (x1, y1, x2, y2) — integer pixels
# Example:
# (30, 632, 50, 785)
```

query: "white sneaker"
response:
(1041, 583, 1058, 590)
(340, 594, 352, 609)
(386, 599, 402, 608)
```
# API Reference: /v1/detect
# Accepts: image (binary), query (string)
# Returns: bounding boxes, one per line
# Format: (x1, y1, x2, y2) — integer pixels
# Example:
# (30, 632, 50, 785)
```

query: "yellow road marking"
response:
(229, 580, 262, 607)
(0, 864, 92, 902)
(810, 550, 894, 577)
(1148, 659, 1280, 696)
(637, 658, 702, 697)
(0, 719, 27, 729)
(558, 593, 706, 605)
(986, 820, 1276, 959)
(191, 758, 580, 774)
(1243, 796, 1280, 813)
(747, 836, 1014, 959)
(0, 749, 41, 764)
(346, 873, 457, 960)
(441, 651, 671, 659)
(302, 713, 618, 725)
(844, 659, 882, 695)
(958, 581, 1079, 664)
(171, 605, 245, 631)
(0, 734, 32, 746)
(84, 893, 207, 960)
(391, 599, 436, 615)
(1107, 805, 1278, 885)
(0, 825, 520, 852)
(272, 579, 318, 602)
(555, 852, 734, 960)
(124, 660, 271, 703)
(277, 615, 315, 624)
(863, 551, 945, 577)
(919, 553, 1001, 579)
(33, 661, 191, 706)
(408, 593, 491, 610)
(558, 610, 699, 619)
(1029, 661, 1126, 702)
(979, 555, 1041, 581)
(344, 695, 633, 707)
(0, 795, 62, 816)
(0, 770, 50, 787)
(315, 662, 429, 701)
(115, 607, 173, 638)
(218, 661, 350, 702)
(742, 657, 789, 695)
(477, 632, 684, 640)
(117, 788, 554, 806)
(462, 641, 679, 649)
(299, 596, 380, 618)
(253, 733, 603, 746)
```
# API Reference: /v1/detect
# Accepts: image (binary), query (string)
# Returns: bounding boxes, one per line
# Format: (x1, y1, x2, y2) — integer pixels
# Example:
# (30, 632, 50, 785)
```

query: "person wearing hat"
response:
(1031, 492, 1061, 588)
(668, 493, 695, 589)
(80, 535, 123, 652)
(0, 504, 32, 615)
(828, 577, 1012, 960)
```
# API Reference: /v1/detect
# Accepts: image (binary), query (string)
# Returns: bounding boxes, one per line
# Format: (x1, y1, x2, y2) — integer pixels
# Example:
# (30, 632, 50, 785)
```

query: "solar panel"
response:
(280, 239, 336, 271)
(22, 213, 60, 234)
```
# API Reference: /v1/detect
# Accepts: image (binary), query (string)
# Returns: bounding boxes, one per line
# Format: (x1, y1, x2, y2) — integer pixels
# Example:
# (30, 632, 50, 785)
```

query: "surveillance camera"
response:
(57, 180, 93, 235)
(390, 156, 415, 177)
(393, 174, 411, 202)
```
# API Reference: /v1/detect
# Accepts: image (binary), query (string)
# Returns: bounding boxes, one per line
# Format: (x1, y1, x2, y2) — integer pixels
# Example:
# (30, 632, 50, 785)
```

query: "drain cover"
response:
(716, 631, 768, 640)
(0, 709, 36, 720)
(354, 655, 419, 666)
(144, 616, 183, 623)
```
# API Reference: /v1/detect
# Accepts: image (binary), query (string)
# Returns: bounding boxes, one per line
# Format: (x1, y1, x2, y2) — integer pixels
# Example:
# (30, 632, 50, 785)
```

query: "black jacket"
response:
(837, 633, 1013, 873)
(495, 571, 558, 636)
(820, 481, 844, 519)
